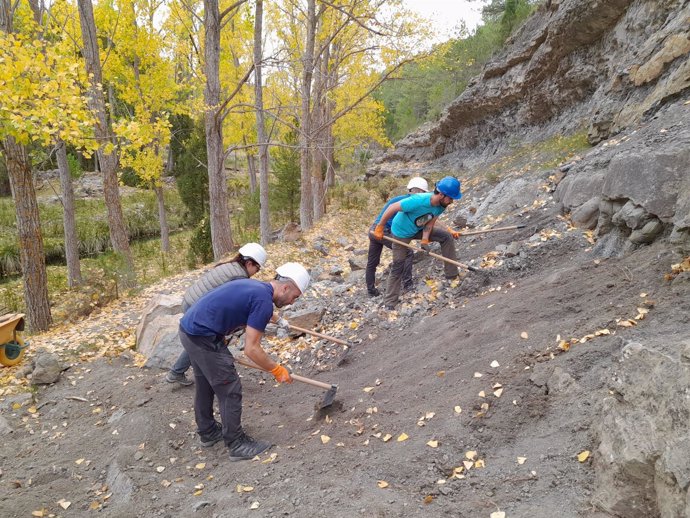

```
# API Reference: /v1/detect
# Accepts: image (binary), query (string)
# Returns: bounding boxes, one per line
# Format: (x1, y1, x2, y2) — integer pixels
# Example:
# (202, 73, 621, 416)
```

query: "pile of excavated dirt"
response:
(1, 203, 686, 517)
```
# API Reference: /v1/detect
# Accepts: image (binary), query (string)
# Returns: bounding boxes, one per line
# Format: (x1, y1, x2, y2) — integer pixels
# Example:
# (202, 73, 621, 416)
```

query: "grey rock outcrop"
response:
(594, 340, 690, 518)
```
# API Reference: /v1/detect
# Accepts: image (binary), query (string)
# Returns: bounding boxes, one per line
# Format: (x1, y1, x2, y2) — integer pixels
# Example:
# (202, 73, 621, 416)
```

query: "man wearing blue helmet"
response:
(372, 176, 462, 309)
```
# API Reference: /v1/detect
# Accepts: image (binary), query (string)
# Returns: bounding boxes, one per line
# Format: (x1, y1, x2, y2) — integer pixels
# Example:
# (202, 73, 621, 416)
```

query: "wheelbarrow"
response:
(0, 313, 28, 367)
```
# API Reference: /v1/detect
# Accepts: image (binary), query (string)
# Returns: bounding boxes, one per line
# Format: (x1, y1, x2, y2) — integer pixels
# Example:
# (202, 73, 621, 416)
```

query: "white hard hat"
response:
(406, 177, 429, 192)
(238, 243, 267, 267)
(276, 262, 310, 294)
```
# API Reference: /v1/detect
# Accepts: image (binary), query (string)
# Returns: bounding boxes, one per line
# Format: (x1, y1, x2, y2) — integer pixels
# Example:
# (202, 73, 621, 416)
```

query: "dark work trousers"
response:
(384, 227, 459, 307)
(179, 327, 243, 445)
(366, 227, 413, 292)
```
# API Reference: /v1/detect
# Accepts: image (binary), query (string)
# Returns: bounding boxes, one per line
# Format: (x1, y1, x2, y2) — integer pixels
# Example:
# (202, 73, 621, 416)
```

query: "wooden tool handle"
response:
(384, 235, 478, 272)
(458, 224, 525, 236)
(288, 324, 349, 346)
(234, 357, 334, 390)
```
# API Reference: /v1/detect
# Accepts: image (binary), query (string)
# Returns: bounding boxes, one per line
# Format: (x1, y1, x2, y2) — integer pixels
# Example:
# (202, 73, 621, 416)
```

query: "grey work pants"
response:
(384, 227, 459, 307)
(179, 327, 243, 445)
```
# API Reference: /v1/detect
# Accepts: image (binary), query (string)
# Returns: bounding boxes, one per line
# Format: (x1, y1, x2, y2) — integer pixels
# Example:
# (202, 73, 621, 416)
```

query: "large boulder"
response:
(136, 295, 183, 369)
(593, 340, 690, 518)
(555, 170, 605, 211)
(31, 351, 62, 385)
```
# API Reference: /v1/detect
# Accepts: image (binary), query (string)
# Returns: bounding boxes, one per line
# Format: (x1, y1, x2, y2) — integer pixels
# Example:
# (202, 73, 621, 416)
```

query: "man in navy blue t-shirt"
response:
(178, 262, 310, 461)
(365, 177, 429, 296)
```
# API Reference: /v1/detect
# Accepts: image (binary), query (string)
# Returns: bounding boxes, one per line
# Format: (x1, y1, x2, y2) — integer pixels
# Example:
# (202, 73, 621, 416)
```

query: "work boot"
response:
(367, 287, 381, 297)
(402, 280, 415, 293)
(198, 422, 223, 447)
(228, 433, 272, 461)
(165, 370, 193, 386)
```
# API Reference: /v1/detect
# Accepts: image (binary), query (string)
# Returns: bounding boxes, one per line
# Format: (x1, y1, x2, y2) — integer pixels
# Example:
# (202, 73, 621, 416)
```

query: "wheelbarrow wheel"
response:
(0, 337, 25, 367)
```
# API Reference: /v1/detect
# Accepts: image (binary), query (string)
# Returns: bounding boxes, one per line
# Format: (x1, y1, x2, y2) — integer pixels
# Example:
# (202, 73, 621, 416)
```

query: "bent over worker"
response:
(365, 177, 429, 296)
(373, 176, 462, 309)
(166, 243, 276, 386)
(178, 262, 310, 461)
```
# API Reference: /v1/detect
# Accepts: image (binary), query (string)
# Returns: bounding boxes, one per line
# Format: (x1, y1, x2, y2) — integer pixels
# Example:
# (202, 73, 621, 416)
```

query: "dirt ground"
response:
(1, 198, 687, 518)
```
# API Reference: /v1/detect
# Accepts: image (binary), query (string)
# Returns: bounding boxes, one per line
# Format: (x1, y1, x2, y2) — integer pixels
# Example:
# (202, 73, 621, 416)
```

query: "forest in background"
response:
(0, 0, 538, 332)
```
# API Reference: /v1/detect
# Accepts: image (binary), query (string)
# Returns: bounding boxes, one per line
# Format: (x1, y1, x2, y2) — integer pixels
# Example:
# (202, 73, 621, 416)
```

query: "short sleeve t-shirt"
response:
(391, 193, 445, 238)
(373, 194, 409, 231)
(180, 279, 274, 338)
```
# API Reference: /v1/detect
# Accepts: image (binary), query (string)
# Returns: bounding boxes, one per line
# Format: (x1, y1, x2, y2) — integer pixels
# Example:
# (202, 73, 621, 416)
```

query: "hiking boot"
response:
(384, 303, 396, 311)
(165, 370, 193, 386)
(402, 281, 415, 293)
(368, 287, 381, 297)
(199, 422, 223, 447)
(227, 433, 272, 461)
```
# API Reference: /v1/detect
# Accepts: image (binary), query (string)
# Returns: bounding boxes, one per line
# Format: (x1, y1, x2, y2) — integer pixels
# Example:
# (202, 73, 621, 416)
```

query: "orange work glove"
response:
(372, 224, 385, 241)
(421, 238, 431, 246)
(270, 364, 293, 383)
(447, 227, 461, 239)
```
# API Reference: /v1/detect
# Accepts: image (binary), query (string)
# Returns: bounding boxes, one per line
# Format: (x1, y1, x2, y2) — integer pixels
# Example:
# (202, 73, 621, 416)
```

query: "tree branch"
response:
(219, 0, 248, 23)
(216, 63, 255, 123)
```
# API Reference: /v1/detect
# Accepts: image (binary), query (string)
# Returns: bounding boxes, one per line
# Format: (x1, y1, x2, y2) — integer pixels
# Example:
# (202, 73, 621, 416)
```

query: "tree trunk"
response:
(246, 153, 257, 193)
(254, 0, 271, 245)
(56, 140, 82, 287)
(155, 183, 170, 253)
(3, 137, 52, 331)
(204, 0, 233, 259)
(77, 0, 134, 272)
(299, 0, 316, 230)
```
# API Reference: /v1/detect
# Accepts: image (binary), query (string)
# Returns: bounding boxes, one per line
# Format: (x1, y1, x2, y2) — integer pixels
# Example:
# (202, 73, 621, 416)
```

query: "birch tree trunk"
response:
(254, 0, 271, 245)
(3, 137, 52, 331)
(77, 0, 134, 272)
(299, 0, 316, 230)
(203, 0, 234, 260)
(56, 140, 82, 287)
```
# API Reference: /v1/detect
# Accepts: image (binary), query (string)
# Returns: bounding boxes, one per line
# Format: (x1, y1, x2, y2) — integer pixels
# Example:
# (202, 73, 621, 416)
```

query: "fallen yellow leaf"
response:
(465, 450, 477, 460)
(517, 457, 527, 465)
(520, 331, 528, 339)
(474, 459, 485, 468)
(236, 484, 254, 493)
(423, 495, 434, 504)
(493, 388, 504, 398)
(31, 510, 45, 517)
(249, 501, 260, 510)
(427, 440, 438, 448)
(195, 463, 206, 470)
(382, 434, 392, 442)
(490, 512, 506, 518)
(490, 360, 500, 368)
(363, 387, 374, 393)
(320, 435, 331, 444)
(577, 450, 590, 462)
(377, 480, 389, 488)
(397, 433, 409, 442)
(454, 406, 462, 414)
(57, 499, 71, 510)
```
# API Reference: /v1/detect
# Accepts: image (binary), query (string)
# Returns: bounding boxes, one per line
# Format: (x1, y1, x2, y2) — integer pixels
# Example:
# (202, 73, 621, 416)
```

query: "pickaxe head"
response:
(318, 384, 338, 409)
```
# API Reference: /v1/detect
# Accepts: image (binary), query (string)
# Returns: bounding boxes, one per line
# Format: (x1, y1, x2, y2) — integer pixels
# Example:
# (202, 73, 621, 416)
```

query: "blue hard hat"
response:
(436, 176, 462, 199)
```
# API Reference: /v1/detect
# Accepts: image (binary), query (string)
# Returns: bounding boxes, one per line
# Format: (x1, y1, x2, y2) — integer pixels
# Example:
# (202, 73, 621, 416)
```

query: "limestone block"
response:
(629, 219, 664, 244)
(571, 196, 601, 229)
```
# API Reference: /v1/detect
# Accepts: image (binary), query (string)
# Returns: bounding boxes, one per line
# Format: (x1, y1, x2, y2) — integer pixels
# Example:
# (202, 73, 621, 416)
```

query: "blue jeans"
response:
(170, 350, 191, 375)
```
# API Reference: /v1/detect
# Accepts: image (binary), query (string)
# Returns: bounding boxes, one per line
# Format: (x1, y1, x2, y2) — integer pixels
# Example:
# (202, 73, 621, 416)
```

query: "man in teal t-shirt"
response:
(372, 176, 463, 309)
